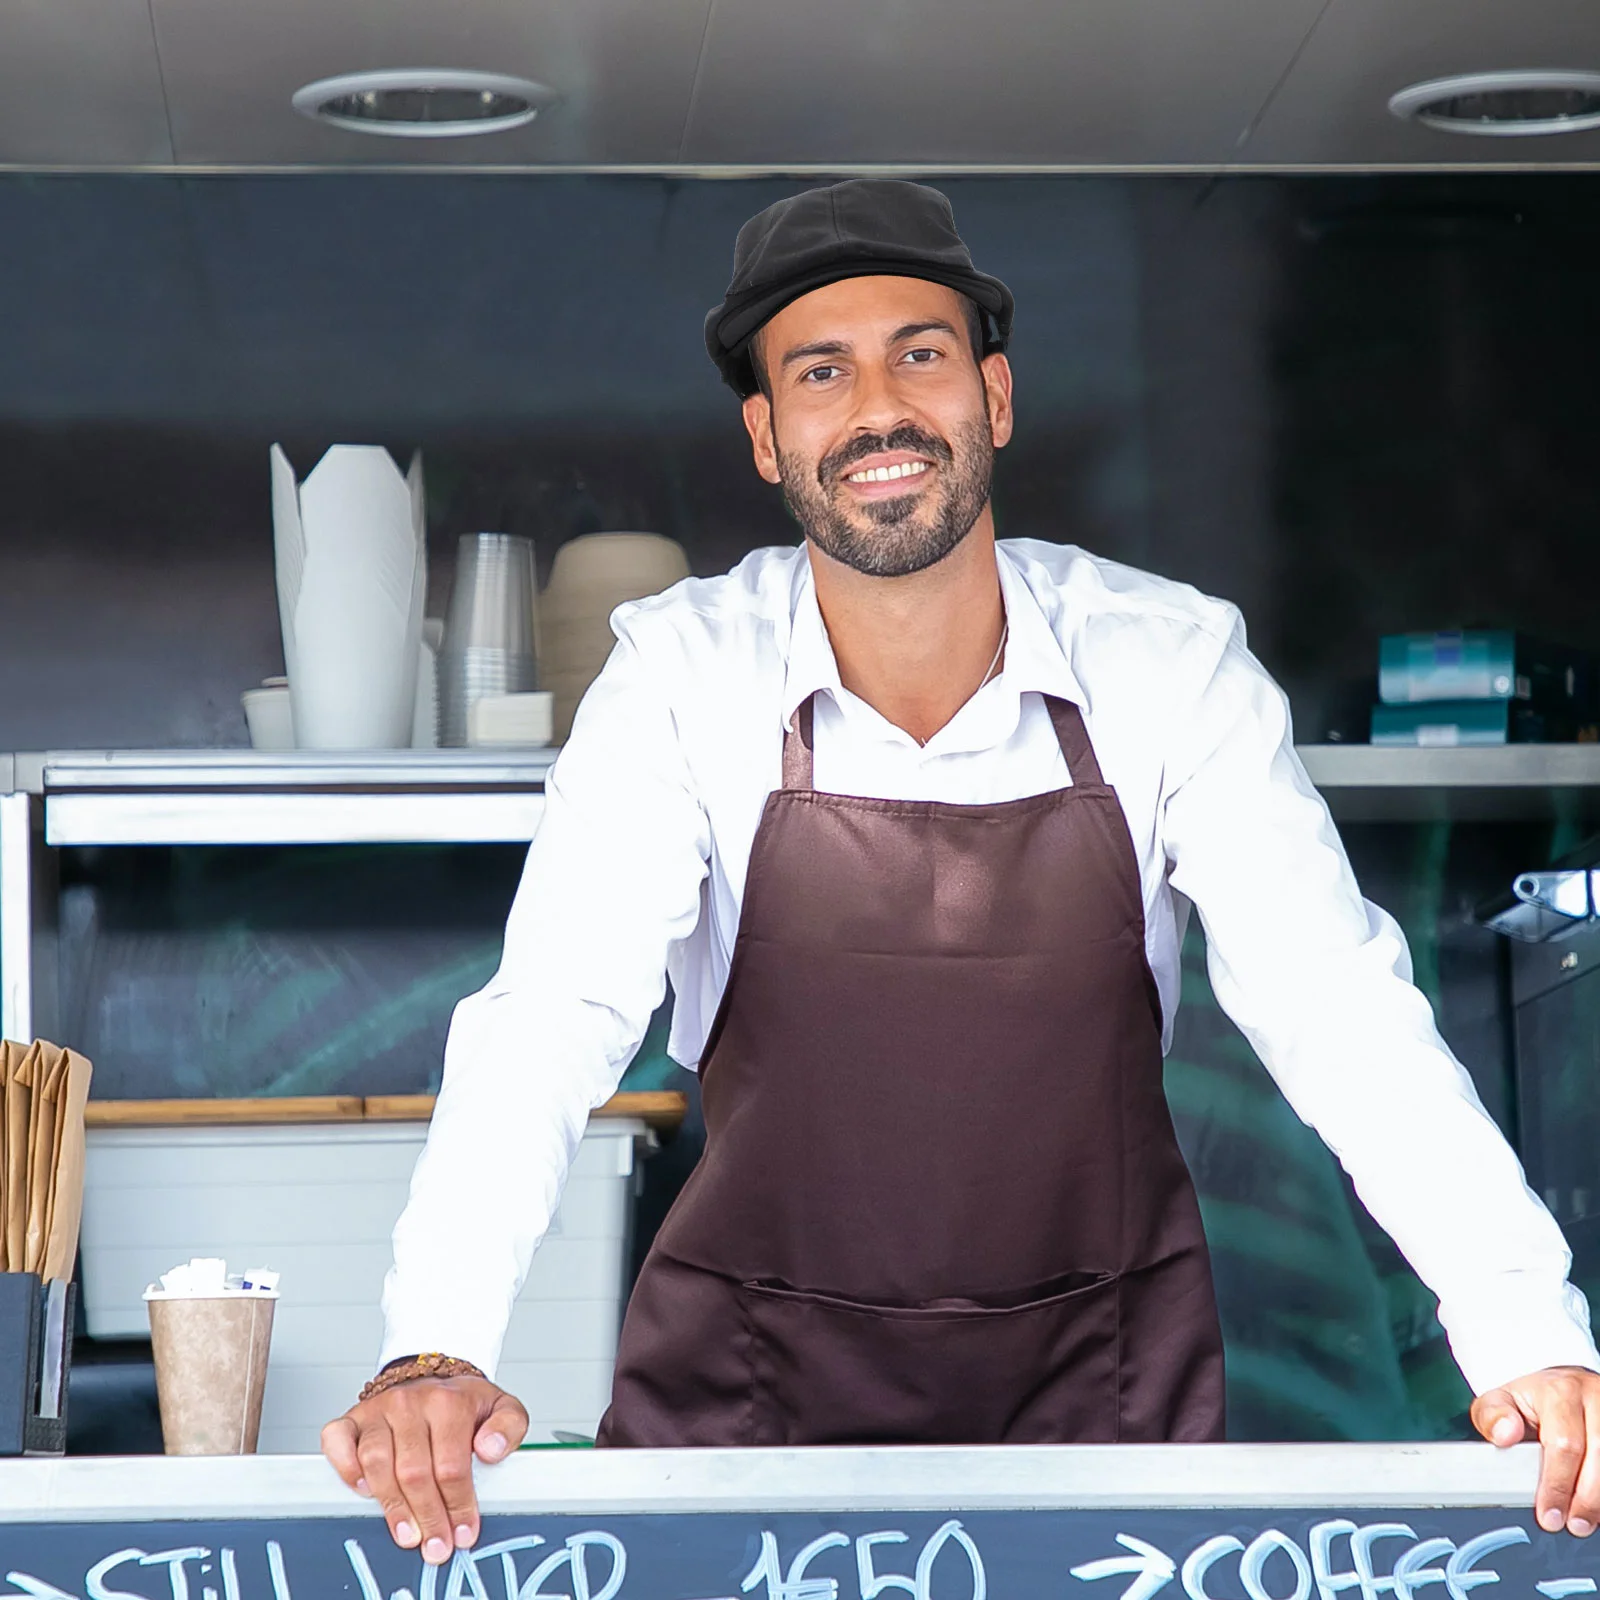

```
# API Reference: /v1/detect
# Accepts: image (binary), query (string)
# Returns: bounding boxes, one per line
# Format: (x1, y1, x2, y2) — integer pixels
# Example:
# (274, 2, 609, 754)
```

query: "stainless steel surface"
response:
(0, 1442, 1545, 1521)
(4, 0, 1600, 171)
(681, 0, 1327, 168)
(145, 0, 712, 167)
(1299, 744, 1600, 822)
(35, 748, 557, 793)
(44, 789, 547, 846)
(0, 792, 34, 1042)
(1243, 0, 1600, 167)
(0, 0, 173, 167)
(0, 791, 57, 1047)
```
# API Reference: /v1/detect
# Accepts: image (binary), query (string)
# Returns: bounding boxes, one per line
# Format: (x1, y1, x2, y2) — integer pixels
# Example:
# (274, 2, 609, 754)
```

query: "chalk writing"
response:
(1072, 1521, 1538, 1600)
(0, 1507, 1592, 1600)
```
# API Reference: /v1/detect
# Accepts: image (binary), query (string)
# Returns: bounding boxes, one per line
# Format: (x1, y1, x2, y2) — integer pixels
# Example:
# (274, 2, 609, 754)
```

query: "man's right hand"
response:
(322, 1377, 530, 1562)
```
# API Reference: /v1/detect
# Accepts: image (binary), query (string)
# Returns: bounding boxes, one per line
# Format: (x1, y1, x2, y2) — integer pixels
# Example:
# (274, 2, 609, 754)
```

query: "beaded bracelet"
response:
(358, 1352, 486, 1404)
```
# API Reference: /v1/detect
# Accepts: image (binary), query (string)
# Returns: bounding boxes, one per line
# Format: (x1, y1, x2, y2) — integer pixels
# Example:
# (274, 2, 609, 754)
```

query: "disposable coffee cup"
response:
(145, 1290, 276, 1454)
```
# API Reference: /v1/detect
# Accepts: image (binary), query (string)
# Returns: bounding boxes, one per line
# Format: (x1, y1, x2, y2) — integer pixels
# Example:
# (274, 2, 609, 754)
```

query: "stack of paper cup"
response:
(144, 1258, 279, 1455)
(271, 445, 427, 750)
(438, 533, 539, 747)
(539, 533, 690, 742)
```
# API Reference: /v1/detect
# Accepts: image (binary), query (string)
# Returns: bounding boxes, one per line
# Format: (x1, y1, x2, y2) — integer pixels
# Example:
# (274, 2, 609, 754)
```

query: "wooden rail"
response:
(84, 1090, 688, 1134)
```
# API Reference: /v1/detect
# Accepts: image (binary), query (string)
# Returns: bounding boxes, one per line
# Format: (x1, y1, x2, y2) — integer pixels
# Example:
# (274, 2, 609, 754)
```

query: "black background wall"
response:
(6, 171, 1599, 750)
(9, 170, 1600, 1443)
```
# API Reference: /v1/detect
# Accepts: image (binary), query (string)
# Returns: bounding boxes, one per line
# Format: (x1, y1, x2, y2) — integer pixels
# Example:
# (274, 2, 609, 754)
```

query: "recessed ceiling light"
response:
(292, 69, 557, 138)
(1389, 70, 1600, 136)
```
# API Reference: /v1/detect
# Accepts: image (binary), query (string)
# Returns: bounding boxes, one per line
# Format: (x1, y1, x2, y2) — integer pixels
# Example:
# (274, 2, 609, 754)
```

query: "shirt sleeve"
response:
(1160, 609, 1599, 1395)
(379, 622, 711, 1377)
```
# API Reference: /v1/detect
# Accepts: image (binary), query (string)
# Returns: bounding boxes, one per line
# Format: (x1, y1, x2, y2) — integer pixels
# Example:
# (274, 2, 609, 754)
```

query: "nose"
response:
(844, 355, 917, 440)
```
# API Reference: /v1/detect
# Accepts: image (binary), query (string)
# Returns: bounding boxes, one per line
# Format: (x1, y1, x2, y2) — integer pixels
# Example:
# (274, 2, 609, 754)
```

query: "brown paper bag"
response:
(42, 1049, 92, 1283)
(24, 1044, 63, 1275)
(37, 1048, 68, 1271)
(3, 1041, 38, 1274)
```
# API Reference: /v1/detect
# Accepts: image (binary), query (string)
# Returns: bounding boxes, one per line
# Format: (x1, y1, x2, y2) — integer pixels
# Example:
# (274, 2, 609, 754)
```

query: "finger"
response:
(322, 1415, 366, 1492)
(390, 1409, 455, 1567)
(354, 1415, 419, 1551)
(428, 1399, 485, 1551)
(474, 1392, 531, 1464)
(1535, 1380, 1588, 1534)
(1473, 1389, 1530, 1449)
(1567, 1386, 1600, 1536)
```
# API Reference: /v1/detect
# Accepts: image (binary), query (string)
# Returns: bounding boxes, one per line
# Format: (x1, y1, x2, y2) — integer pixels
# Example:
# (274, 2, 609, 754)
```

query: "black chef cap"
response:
(704, 179, 1015, 398)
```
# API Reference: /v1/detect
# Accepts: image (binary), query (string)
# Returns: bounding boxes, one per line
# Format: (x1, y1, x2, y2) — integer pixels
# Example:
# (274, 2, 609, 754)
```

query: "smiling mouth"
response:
(842, 460, 931, 486)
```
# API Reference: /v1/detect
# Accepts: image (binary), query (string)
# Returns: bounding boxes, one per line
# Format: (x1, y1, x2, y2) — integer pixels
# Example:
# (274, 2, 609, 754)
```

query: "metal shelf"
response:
(1299, 743, 1600, 822)
(44, 790, 546, 846)
(0, 748, 555, 847)
(8, 744, 1600, 840)
(0, 752, 557, 1039)
(34, 747, 557, 792)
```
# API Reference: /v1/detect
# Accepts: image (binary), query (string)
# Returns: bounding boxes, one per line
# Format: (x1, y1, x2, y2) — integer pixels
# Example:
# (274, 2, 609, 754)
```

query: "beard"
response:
(776, 417, 995, 579)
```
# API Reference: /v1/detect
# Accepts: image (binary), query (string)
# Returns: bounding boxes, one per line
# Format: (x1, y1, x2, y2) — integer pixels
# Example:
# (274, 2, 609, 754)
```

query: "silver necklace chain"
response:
(979, 618, 1010, 689)
(909, 618, 1009, 748)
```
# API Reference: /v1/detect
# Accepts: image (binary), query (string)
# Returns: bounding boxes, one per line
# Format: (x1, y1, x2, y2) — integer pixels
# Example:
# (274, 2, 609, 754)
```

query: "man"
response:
(324, 179, 1600, 1557)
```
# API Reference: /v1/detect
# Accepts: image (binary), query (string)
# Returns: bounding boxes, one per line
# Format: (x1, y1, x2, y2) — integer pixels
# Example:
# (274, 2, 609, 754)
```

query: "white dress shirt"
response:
(381, 537, 1598, 1395)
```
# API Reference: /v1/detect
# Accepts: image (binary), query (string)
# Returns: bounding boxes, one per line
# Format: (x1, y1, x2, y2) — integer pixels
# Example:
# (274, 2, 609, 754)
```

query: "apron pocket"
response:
(739, 1272, 1119, 1446)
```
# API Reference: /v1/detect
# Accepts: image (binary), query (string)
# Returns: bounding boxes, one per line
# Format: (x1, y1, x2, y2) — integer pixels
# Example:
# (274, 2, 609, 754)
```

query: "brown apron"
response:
(597, 691, 1225, 1446)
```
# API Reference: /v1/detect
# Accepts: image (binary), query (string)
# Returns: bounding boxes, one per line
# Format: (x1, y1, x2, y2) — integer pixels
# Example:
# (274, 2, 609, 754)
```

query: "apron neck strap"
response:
(785, 692, 1100, 791)
(1046, 696, 1103, 786)
(782, 695, 816, 791)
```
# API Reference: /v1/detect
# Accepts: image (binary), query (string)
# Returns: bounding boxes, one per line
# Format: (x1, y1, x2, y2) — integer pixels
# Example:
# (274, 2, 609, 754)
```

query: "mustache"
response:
(818, 425, 954, 486)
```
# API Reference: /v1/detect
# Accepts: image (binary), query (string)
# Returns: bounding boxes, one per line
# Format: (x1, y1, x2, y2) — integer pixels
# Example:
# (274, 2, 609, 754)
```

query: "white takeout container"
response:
(271, 444, 427, 750)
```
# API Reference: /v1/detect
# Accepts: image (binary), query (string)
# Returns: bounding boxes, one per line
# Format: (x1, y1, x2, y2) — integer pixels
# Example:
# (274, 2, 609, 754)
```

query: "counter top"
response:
(4, 1446, 1580, 1600)
(0, 1444, 1544, 1519)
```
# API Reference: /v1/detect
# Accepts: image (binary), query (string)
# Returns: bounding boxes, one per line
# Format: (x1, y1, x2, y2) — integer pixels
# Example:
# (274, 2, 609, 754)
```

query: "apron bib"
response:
(598, 692, 1224, 1446)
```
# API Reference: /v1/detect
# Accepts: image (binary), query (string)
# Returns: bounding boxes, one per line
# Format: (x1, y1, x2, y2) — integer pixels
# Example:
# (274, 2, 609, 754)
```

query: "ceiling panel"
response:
(0, 1, 172, 166)
(680, 0, 1329, 167)
(150, 0, 713, 166)
(1243, 0, 1600, 165)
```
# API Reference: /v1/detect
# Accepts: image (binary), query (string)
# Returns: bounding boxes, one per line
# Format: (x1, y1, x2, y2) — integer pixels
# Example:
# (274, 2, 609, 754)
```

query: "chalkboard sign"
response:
(3, 1507, 1596, 1600)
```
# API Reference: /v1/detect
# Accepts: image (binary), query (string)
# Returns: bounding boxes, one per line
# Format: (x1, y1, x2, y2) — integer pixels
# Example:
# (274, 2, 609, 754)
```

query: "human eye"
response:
(902, 346, 941, 366)
(801, 363, 842, 384)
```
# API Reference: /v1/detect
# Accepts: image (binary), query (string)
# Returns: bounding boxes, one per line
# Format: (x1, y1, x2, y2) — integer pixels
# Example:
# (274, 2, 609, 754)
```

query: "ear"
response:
(980, 352, 1014, 450)
(742, 392, 782, 484)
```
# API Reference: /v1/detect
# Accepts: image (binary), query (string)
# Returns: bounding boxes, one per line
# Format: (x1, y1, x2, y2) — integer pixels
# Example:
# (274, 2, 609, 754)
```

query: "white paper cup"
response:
(241, 685, 295, 750)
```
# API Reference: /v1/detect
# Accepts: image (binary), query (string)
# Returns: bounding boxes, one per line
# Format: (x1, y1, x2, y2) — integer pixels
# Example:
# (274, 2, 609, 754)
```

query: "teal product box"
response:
(1370, 699, 1565, 746)
(1378, 630, 1589, 708)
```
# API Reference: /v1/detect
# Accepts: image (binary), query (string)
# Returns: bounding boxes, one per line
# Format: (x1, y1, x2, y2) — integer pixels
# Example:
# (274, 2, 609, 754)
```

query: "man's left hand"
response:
(1473, 1366, 1600, 1536)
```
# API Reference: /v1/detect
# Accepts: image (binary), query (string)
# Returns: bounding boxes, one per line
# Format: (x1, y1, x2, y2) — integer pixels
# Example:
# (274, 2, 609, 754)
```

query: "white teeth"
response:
(847, 461, 929, 484)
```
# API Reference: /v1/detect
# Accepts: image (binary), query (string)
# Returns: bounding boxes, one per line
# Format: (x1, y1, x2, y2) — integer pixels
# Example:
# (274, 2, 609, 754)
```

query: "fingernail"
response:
(423, 1537, 451, 1566)
(455, 1526, 475, 1550)
(395, 1520, 418, 1547)
(479, 1432, 507, 1461)
(1541, 1508, 1566, 1532)
(1493, 1419, 1519, 1445)
(355, 1478, 371, 1498)
(1571, 1518, 1595, 1538)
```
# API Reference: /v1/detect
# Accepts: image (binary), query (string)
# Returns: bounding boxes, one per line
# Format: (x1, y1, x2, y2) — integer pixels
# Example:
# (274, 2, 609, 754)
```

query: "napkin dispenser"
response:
(0, 1273, 74, 1455)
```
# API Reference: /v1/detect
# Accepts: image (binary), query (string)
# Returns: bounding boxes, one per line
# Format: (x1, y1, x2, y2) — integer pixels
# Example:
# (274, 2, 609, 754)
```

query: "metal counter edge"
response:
(0, 1444, 1541, 1521)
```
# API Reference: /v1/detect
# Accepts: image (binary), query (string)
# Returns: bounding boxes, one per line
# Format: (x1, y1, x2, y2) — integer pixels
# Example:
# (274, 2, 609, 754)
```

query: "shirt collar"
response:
(780, 543, 1087, 733)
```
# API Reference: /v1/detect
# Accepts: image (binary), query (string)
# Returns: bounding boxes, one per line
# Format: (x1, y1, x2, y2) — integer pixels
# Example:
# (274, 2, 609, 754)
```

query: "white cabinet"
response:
(79, 1117, 648, 1452)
